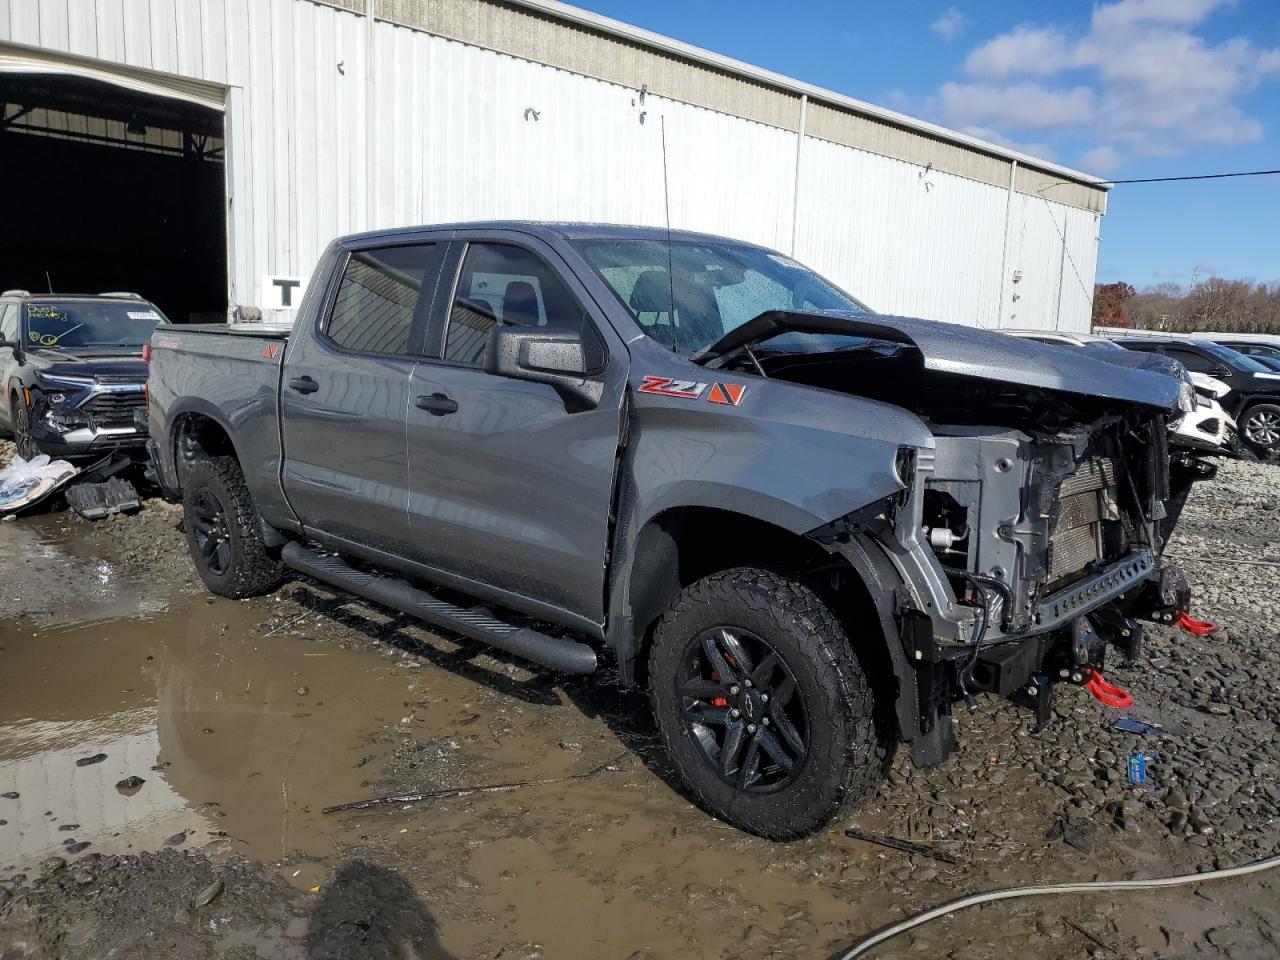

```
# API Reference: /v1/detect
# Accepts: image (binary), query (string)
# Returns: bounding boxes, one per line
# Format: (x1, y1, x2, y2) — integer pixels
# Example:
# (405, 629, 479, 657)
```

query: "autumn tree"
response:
(1092, 282, 1136, 328)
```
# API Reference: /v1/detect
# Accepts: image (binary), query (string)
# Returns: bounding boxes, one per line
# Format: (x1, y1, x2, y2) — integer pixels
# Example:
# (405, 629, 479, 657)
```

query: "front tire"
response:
(1241, 403, 1280, 456)
(183, 455, 283, 598)
(11, 394, 38, 461)
(648, 567, 891, 839)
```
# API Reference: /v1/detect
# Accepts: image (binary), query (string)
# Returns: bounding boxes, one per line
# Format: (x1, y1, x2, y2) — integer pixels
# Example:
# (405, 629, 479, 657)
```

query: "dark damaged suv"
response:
(0, 291, 166, 461)
(147, 223, 1202, 838)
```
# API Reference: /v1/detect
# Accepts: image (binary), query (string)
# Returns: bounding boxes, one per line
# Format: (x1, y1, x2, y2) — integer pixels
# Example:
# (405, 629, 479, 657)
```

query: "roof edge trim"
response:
(502, 0, 1109, 192)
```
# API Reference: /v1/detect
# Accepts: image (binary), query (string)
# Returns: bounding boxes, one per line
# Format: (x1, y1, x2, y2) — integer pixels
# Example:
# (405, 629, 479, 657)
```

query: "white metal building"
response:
(0, 0, 1109, 329)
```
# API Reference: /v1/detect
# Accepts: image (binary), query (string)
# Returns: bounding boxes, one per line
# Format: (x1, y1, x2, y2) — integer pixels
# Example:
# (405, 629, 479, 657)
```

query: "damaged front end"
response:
(728, 311, 1211, 766)
(876, 413, 1195, 764)
(24, 373, 149, 459)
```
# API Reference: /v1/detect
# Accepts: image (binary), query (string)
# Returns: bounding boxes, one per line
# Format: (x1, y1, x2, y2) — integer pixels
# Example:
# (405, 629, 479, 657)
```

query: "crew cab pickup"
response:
(148, 222, 1202, 838)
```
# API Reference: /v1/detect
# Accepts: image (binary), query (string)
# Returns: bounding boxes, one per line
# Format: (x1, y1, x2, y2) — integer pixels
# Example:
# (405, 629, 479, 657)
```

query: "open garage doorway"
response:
(0, 71, 227, 323)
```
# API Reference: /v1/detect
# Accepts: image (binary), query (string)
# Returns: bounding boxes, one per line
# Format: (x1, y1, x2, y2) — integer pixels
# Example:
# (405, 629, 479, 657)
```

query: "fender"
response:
(824, 533, 926, 747)
(159, 394, 243, 480)
(156, 394, 299, 533)
(3, 377, 23, 425)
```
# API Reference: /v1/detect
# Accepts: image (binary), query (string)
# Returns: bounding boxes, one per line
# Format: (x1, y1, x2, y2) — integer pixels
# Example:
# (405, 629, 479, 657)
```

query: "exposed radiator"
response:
(1047, 457, 1117, 581)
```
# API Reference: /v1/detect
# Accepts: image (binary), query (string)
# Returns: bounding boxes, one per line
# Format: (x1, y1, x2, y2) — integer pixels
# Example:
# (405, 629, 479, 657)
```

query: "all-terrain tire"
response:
(183, 455, 283, 598)
(1240, 403, 1280, 456)
(648, 567, 891, 839)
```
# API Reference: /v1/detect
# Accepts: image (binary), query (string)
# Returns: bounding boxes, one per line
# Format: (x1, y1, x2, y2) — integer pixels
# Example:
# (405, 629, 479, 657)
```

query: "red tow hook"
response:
(1176, 611, 1219, 636)
(1082, 668, 1133, 709)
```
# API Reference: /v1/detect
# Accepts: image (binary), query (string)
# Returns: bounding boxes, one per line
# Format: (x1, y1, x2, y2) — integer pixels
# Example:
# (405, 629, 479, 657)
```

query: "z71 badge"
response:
(639, 376, 746, 405)
(639, 376, 707, 399)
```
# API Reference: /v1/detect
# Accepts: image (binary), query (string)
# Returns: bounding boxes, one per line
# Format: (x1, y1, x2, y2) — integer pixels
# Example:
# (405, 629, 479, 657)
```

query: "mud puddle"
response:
(4, 472, 1280, 958)
(0, 513, 173, 623)
(0, 592, 415, 886)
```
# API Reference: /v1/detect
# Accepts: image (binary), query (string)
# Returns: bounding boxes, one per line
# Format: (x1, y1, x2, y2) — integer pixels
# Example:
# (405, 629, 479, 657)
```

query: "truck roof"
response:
(337, 221, 774, 250)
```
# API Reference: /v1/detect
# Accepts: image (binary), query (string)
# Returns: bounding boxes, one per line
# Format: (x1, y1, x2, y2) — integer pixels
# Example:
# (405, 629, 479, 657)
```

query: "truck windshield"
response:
(572, 239, 867, 355)
(23, 301, 168, 351)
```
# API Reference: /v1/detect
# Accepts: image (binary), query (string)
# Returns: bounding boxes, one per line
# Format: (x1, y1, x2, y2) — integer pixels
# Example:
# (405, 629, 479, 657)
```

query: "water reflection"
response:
(0, 592, 406, 873)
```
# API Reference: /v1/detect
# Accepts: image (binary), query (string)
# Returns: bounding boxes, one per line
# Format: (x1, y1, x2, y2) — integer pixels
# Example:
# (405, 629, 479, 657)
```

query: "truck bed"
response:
(148, 323, 291, 523)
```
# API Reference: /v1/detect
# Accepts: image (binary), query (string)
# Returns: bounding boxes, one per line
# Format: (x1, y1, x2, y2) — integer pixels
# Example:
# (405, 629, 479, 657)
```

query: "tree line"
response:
(1092, 279, 1280, 333)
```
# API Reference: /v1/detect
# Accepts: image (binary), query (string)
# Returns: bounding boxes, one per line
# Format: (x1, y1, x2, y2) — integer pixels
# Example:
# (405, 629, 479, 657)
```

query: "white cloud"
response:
(965, 25, 1074, 78)
(938, 0, 1280, 165)
(1090, 0, 1229, 33)
(930, 7, 969, 42)
(1079, 145, 1121, 173)
(938, 82, 1094, 130)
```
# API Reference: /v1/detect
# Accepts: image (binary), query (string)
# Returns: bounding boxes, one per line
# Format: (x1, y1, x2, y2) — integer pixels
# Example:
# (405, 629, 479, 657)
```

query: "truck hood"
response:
(700, 310, 1181, 411)
(27, 347, 148, 382)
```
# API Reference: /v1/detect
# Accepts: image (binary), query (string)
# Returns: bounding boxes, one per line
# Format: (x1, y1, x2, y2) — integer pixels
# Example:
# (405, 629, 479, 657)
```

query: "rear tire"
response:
(183, 455, 283, 598)
(1241, 403, 1280, 456)
(648, 567, 891, 839)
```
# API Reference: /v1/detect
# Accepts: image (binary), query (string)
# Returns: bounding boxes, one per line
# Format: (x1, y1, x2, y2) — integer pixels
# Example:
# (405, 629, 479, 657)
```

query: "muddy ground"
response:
(0, 441, 1278, 959)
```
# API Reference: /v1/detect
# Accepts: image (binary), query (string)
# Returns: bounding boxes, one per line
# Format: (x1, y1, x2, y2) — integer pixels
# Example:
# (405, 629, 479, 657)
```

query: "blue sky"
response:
(576, 0, 1280, 290)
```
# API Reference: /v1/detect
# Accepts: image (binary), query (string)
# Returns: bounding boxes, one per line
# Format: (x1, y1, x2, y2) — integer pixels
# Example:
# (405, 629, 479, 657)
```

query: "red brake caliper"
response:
(709, 672, 728, 707)
(1176, 611, 1219, 636)
(1082, 668, 1133, 709)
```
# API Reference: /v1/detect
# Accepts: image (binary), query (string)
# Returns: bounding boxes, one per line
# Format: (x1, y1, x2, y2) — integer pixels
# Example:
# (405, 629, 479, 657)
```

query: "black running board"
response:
(281, 542, 597, 674)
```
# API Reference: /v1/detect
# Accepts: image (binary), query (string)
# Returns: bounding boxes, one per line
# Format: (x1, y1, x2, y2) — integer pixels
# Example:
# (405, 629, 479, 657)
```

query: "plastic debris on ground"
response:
(1114, 716, 1164, 735)
(0, 454, 78, 514)
(66, 477, 142, 520)
(1127, 751, 1159, 785)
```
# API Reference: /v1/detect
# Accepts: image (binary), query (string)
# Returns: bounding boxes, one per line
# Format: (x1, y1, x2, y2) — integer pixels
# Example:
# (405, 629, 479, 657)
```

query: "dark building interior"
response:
(0, 73, 227, 323)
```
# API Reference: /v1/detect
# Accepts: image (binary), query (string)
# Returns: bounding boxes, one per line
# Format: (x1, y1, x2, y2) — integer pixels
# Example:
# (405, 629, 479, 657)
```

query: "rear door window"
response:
(1165, 348, 1215, 374)
(326, 244, 445, 356)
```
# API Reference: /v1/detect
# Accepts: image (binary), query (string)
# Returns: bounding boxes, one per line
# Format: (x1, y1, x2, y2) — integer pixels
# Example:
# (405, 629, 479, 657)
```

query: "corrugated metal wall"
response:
(0, 0, 1100, 331)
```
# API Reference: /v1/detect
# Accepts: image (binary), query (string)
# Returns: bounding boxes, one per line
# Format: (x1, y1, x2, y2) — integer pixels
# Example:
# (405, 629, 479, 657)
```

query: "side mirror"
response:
(1214, 365, 1233, 378)
(488, 326, 604, 407)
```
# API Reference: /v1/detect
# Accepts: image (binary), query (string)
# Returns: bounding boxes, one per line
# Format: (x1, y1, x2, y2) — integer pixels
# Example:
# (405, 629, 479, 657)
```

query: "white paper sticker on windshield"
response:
(127, 310, 161, 320)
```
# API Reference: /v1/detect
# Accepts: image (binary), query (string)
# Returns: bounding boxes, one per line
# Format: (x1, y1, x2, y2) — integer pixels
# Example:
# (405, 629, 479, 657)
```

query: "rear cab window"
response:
(325, 244, 446, 356)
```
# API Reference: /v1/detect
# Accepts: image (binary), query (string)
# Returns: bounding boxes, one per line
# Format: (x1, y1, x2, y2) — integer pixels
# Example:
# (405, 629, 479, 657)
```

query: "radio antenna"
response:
(45, 271, 53, 293)
(660, 114, 676, 341)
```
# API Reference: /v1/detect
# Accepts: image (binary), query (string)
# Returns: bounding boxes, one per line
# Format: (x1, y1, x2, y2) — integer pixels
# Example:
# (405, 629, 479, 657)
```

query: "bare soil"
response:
(1, 440, 1278, 959)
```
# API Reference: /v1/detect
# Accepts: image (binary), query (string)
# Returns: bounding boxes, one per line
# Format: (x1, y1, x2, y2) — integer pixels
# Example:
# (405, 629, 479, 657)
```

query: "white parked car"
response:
(1000, 329, 1235, 455)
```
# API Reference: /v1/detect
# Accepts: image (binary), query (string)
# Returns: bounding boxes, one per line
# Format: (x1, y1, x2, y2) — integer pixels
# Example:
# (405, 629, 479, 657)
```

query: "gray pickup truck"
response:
(148, 222, 1203, 838)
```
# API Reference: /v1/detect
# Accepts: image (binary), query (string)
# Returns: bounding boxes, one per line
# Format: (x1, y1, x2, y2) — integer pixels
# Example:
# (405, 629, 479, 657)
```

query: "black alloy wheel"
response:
(182, 456, 284, 598)
(649, 567, 893, 839)
(190, 489, 232, 576)
(679, 627, 809, 792)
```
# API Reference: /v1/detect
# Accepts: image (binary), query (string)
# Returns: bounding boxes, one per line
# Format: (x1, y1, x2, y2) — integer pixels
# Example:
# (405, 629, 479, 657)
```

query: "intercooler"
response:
(1047, 457, 1117, 582)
